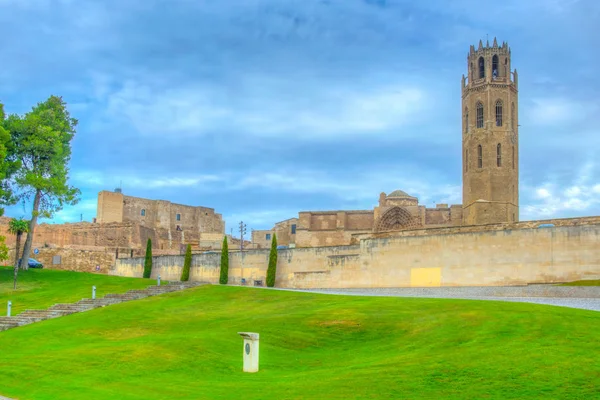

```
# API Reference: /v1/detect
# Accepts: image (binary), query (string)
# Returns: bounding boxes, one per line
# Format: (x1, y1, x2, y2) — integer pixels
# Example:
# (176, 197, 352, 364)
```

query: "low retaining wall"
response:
(112, 224, 600, 288)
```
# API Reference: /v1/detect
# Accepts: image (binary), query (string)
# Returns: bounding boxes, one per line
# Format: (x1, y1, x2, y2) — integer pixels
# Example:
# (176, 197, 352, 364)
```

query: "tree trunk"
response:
(19, 189, 41, 271)
(13, 232, 22, 289)
(13, 232, 22, 268)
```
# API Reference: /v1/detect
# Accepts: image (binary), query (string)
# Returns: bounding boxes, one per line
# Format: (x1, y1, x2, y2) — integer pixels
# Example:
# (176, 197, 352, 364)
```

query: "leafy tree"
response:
(0, 102, 19, 210)
(0, 103, 19, 276)
(4, 96, 80, 270)
(143, 238, 153, 278)
(266, 233, 278, 287)
(8, 218, 29, 289)
(181, 244, 192, 281)
(219, 236, 229, 284)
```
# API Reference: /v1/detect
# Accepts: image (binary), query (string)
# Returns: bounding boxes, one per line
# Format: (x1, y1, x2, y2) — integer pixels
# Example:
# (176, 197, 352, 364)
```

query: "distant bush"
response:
(143, 238, 152, 278)
(219, 236, 229, 284)
(266, 234, 278, 287)
(181, 244, 192, 281)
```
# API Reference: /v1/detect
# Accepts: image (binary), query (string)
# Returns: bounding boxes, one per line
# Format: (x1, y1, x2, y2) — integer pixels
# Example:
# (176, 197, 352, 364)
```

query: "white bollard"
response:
(92, 285, 96, 300)
(7, 301, 11, 317)
(157, 275, 161, 286)
(237, 332, 259, 373)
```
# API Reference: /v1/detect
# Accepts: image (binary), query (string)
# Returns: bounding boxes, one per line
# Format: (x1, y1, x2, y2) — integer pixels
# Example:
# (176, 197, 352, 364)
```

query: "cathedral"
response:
(252, 39, 520, 249)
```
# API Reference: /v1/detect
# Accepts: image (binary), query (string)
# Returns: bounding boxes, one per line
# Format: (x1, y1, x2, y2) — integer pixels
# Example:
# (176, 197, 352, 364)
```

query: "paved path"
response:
(278, 286, 600, 312)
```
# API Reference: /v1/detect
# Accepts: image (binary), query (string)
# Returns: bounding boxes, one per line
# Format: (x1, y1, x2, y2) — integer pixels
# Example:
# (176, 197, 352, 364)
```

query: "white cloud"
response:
(527, 97, 596, 126)
(522, 161, 600, 220)
(70, 170, 223, 190)
(99, 75, 428, 139)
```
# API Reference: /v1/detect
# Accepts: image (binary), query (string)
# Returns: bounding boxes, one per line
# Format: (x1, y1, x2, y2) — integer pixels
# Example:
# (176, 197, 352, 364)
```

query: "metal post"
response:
(92, 285, 96, 300)
(239, 221, 247, 283)
(7, 301, 11, 317)
(157, 275, 161, 286)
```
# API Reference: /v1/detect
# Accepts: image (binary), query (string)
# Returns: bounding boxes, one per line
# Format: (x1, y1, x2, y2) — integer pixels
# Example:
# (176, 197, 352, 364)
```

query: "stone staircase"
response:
(0, 281, 205, 332)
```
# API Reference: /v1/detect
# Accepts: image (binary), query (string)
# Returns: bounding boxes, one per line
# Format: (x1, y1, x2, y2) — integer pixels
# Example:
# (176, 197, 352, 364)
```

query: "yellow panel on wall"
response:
(410, 267, 442, 287)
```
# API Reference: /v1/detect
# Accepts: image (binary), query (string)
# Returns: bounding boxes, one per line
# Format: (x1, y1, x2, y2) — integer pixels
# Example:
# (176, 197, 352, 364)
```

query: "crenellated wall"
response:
(112, 222, 600, 288)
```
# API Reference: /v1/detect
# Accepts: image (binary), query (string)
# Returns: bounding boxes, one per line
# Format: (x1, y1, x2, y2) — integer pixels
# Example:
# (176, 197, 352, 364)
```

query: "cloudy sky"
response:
(1, 0, 599, 233)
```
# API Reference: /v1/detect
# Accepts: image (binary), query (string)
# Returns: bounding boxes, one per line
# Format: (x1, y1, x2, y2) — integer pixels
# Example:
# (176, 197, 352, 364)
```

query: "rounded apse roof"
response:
(387, 190, 415, 198)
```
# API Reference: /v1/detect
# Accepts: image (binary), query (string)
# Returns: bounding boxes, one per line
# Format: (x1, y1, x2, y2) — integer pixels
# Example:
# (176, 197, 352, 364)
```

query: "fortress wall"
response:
(112, 223, 600, 288)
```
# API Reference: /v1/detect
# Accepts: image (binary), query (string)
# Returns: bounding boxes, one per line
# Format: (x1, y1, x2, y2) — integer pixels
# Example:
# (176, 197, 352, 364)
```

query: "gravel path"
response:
(279, 286, 600, 312)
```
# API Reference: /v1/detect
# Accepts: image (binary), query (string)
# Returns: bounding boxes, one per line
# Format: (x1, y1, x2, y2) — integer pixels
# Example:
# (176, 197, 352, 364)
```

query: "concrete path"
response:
(277, 286, 600, 312)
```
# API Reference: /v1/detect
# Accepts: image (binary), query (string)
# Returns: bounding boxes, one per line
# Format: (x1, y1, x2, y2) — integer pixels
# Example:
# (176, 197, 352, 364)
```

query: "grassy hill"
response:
(0, 267, 158, 315)
(0, 283, 598, 399)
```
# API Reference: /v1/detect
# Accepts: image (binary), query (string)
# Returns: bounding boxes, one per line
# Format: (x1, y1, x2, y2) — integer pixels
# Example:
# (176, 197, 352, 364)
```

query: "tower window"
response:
(176, 213, 181, 221)
(478, 57, 485, 79)
(497, 143, 502, 167)
(464, 107, 469, 133)
(477, 145, 483, 168)
(492, 55, 499, 78)
(291, 224, 296, 234)
(141, 209, 146, 217)
(511, 102, 515, 131)
(465, 150, 469, 172)
(266, 233, 271, 240)
(495, 100, 503, 127)
(476, 102, 484, 128)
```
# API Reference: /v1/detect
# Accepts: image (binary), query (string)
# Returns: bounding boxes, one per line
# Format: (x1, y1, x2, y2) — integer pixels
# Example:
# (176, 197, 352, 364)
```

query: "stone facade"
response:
(462, 39, 519, 225)
(272, 191, 463, 248)
(96, 190, 225, 234)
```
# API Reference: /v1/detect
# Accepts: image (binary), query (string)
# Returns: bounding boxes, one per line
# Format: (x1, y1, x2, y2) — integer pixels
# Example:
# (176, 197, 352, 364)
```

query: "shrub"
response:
(181, 244, 192, 281)
(219, 236, 229, 284)
(143, 238, 153, 278)
(266, 233, 278, 287)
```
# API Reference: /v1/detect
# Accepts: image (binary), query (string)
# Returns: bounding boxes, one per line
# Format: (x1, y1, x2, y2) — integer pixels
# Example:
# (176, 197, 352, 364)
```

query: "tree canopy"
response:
(3, 95, 80, 268)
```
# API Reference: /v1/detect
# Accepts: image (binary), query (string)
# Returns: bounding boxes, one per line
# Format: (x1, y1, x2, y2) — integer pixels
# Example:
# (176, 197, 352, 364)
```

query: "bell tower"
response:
(461, 38, 519, 225)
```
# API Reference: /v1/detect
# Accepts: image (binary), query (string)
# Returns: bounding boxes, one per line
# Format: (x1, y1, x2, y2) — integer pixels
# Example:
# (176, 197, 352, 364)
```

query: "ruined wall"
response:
(120, 194, 224, 234)
(113, 221, 600, 288)
(252, 230, 274, 249)
(3, 246, 116, 273)
(96, 191, 124, 223)
(273, 218, 298, 247)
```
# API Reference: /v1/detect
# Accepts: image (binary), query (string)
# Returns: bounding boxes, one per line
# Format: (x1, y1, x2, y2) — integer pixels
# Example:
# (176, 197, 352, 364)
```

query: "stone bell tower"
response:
(461, 38, 519, 225)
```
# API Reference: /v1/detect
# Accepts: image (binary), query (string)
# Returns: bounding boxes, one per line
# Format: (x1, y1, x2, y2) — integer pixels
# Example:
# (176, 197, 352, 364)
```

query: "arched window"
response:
(492, 55, 499, 78)
(477, 145, 483, 168)
(497, 143, 502, 167)
(512, 146, 515, 169)
(141, 209, 146, 216)
(511, 102, 515, 130)
(476, 102, 484, 128)
(465, 107, 469, 133)
(466, 149, 469, 172)
(495, 100, 503, 126)
(470, 62, 473, 78)
(478, 57, 485, 78)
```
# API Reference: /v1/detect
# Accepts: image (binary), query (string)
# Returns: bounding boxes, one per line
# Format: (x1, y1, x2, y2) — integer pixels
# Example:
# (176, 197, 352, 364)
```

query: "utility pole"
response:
(239, 221, 247, 285)
(239, 221, 247, 251)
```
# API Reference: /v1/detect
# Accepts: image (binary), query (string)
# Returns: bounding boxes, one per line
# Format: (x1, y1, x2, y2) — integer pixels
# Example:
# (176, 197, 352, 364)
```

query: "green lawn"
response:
(0, 285, 598, 400)
(558, 279, 600, 286)
(0, 266, 158, 315)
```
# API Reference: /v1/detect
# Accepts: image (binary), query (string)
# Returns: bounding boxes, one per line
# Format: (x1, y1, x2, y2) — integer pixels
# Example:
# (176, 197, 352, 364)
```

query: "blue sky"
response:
(1, 0, 599, 234)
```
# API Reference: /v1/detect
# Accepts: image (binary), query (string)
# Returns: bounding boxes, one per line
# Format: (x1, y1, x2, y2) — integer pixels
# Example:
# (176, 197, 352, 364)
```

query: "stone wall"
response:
(3, 245, 116, 273)
(112, 221, 600, 288)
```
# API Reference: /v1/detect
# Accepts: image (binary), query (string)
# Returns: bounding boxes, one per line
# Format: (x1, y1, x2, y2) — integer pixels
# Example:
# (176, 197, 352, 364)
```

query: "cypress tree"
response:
(266, 233, 278, 287)
(181, 244, 192, 281)
(143, 238, 153, 278)
(219, 236, 229, 284)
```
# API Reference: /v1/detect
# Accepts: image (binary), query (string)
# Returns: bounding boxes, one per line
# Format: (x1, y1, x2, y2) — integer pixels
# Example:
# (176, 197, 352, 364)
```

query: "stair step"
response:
(0, 282, 208, 332)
